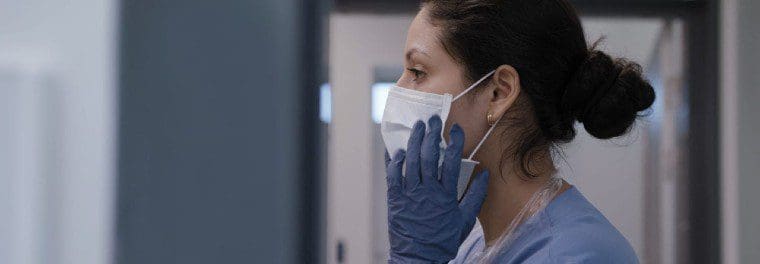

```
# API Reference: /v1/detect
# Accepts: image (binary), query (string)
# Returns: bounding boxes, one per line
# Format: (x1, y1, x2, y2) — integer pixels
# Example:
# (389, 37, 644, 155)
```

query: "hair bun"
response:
(560, 48, 656, 139)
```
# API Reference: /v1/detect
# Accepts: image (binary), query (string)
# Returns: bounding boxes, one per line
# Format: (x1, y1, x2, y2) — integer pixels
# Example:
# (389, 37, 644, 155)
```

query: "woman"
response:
(381, 0, 654, 263)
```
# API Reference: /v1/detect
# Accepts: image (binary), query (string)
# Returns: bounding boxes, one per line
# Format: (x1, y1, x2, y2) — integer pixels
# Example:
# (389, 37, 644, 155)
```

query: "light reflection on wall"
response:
(319, 82, 392, 124)
(371, 83, 392, 124)
(320, 83, 332, 123)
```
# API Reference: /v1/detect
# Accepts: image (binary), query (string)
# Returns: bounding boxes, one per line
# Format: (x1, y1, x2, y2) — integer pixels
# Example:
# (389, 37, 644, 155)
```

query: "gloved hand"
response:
(385, 115, 490, 264)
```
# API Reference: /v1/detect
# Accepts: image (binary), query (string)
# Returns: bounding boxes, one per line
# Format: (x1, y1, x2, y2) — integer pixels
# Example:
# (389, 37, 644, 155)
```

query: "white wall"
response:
(563, 18, 665, 260)
(0, 1, 118, 264)
(327, 14, 414, 264)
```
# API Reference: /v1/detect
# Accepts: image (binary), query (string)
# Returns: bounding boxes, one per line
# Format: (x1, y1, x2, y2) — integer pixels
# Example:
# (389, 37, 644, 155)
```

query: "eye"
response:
(406, 67, 426, 81)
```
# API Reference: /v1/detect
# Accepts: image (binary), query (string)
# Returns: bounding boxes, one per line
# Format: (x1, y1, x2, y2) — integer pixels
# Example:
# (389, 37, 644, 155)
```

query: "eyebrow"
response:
(405, 48, 431, 61)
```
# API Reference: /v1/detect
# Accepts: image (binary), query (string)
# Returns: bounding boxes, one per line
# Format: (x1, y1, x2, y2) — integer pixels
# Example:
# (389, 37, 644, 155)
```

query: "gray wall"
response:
(722, 0, 760, 262)
(117, 0, 320, 263)
(737, 0, 760, 262)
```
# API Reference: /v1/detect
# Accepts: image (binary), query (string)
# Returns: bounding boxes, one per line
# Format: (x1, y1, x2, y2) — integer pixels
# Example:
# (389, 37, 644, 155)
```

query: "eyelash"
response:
(407, 68, 426, 81)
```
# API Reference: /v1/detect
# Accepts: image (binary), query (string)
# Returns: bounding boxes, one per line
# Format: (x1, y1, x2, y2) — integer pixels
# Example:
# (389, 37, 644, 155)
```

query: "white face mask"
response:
(381, 70, 499, 200)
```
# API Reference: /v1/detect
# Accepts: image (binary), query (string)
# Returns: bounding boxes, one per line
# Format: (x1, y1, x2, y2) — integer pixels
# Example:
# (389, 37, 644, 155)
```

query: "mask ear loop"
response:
(452, 70, 496, 101)
(448, 69, 498, 160)
(468, 114, 501, 160)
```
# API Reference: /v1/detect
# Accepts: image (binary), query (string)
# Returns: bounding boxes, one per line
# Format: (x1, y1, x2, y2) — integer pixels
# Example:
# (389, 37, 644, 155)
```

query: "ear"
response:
(489, 65, 521, 121)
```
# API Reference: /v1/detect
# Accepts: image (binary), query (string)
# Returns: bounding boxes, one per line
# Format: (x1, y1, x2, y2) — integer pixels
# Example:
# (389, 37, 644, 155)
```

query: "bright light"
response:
(320, 82, 392, 124)
(372, 83, 393, 124)
(320, 83, 331, 123)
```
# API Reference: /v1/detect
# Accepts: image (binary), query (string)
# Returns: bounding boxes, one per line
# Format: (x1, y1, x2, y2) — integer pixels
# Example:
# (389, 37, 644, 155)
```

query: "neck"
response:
(474, 140, 568, 246)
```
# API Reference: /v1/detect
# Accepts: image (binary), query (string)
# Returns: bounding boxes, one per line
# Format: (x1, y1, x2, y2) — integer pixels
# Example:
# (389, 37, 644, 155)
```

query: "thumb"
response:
(459, 170, 489, 223)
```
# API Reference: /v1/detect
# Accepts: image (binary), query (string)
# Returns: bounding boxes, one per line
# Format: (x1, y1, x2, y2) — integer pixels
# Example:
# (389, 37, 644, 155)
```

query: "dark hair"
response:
(422, 0, 655, 177)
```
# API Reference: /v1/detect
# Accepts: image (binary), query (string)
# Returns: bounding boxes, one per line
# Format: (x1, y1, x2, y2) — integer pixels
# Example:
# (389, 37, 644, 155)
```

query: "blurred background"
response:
(0, 0, 757, 263)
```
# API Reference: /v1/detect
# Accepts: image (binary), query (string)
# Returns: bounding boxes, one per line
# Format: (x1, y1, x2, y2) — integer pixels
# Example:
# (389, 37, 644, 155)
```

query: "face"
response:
(396, 6, 492, 158)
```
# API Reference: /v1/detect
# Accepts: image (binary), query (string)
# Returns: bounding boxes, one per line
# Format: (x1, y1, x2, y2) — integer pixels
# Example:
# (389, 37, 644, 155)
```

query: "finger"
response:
(420, 115, 442, 186)
(384, 150, 391, 168)
(386, 149, 406, 195)
(404, 120, 425, 191)
(459, 170, 489, 222)
(442, 124, 465, 195)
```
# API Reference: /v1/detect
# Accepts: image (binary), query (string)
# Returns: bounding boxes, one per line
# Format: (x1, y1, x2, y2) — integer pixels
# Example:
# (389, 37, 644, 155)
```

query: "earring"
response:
(487, 112, 496, 126)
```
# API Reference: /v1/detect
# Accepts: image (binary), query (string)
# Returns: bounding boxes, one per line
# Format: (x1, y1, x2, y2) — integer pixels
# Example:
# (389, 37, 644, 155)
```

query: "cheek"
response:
(416, 65, 468, 95)
(418, 75, 466, 95)
(444, 97, 489, 155)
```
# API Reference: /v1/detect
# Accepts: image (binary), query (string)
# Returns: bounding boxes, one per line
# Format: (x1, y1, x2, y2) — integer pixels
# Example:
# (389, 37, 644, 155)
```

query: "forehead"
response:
(405, 7, 447, 60)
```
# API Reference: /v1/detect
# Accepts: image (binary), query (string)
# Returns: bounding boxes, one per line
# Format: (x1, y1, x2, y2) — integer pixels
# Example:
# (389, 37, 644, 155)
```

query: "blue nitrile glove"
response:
(385, 115, 490, 263)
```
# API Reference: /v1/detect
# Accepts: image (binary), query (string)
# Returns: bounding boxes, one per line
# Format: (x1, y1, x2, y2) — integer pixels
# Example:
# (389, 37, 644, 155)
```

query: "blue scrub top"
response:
(450, 186, 638, 263)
